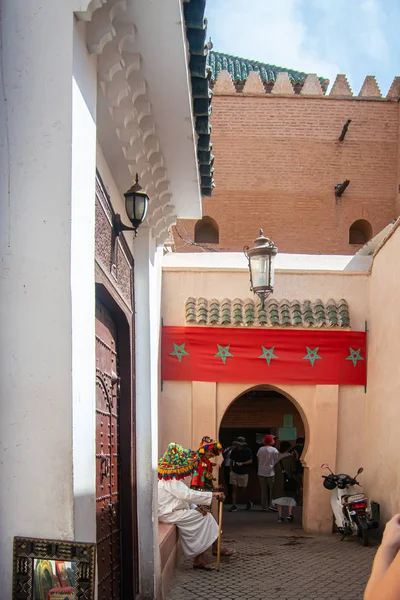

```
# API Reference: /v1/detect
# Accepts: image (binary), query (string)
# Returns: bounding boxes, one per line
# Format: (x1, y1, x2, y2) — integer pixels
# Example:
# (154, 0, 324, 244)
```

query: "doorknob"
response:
(111, 370, 121, 395)
(108, 502, 117, 517)
(110, 371, 120, 385)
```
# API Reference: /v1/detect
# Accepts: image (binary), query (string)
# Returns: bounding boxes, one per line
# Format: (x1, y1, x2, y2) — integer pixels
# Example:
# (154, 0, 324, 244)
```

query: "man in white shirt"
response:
(257, 434, 278, 512)
(158, 442, 225, 570)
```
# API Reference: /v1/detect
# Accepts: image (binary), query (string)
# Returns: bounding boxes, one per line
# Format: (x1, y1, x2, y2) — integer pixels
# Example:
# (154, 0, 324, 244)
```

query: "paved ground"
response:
(167, 505, 377, 600)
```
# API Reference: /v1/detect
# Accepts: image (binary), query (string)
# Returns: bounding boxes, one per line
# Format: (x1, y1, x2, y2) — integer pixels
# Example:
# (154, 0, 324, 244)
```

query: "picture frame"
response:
(13, 536, 96, 600)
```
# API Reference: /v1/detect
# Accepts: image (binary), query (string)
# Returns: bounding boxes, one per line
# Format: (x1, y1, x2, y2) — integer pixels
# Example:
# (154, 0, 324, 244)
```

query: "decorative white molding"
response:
(149, 204, 175, 229)
(74, 0, 107, 22)
(80, 0, 175, 244)
(155, 214, 177, 244)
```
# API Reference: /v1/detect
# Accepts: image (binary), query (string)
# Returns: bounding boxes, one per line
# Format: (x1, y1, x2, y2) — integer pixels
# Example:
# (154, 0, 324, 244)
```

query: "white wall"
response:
(134, 228, 163, 598)
(362, 227, 400, 523)
(96, 142, 126, 214)
(0, 6, 100, 596)
(150, 244, 164, 599)
(0, 1, 76, 595)
(71, 19, 98, 543)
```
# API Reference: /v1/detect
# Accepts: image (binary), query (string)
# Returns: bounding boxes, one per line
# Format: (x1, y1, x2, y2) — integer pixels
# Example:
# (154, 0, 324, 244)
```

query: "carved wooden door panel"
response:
(95, 301, 121, 600)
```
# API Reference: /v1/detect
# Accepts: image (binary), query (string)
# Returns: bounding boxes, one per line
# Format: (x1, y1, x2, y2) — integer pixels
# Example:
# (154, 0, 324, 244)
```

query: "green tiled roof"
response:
(185, 297, 350, 328)
(183, 0, 214, 197)
(207, 50, 328, 91)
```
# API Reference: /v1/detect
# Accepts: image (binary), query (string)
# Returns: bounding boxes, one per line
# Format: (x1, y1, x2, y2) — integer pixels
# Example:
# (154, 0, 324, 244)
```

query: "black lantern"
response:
(114, 174, 149, 237)
(244, 229, 278, 309)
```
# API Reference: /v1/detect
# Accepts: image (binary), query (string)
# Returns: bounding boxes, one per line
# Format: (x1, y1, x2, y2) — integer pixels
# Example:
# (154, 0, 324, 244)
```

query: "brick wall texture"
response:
(174, 95, 400, 254)
(220, 393, 304, 434)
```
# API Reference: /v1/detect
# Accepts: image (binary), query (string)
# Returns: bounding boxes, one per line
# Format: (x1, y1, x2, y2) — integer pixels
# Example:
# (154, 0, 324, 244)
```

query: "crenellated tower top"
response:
(208, 51, 399, 100)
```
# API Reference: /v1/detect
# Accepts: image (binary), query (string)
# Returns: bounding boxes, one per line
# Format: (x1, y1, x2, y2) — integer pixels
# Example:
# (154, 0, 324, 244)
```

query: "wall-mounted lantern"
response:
(114, 174, 149, 237)
(244, 229, 278, 309)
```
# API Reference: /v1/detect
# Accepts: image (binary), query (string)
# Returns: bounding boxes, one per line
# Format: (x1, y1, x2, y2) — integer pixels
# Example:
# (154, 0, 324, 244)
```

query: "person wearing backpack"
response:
(272, 441, 299, 523)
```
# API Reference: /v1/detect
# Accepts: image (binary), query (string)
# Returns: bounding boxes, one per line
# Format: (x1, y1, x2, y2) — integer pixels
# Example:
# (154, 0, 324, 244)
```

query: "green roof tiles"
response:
(184, 297, 350, 328)
(183, 0, 215, 197)
(207, 50, 329, 92)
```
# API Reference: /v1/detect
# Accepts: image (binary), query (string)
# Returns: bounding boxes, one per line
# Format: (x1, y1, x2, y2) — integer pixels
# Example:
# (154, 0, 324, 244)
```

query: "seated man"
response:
(190, 436, 234, 557)
(158, 442, 225, 570)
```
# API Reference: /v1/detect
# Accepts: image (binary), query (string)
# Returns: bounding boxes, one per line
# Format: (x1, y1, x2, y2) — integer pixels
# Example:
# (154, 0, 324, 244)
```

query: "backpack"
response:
(281, 461, 297, 492)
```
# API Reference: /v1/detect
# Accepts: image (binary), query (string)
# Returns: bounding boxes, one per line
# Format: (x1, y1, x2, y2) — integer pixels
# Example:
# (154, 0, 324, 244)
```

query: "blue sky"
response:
(205, 0, 400, 95)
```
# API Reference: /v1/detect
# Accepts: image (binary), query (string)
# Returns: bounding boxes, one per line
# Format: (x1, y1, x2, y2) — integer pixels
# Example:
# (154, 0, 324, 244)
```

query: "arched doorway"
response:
(219, 385, 306, 523)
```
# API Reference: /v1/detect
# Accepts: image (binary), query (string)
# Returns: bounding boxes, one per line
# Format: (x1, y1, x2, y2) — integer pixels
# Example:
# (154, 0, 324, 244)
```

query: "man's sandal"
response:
(193, 563, 216, 570)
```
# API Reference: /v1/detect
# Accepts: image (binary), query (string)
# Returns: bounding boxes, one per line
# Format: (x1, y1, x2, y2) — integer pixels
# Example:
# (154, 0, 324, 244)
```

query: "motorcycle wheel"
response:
(359, 525, 369, 546)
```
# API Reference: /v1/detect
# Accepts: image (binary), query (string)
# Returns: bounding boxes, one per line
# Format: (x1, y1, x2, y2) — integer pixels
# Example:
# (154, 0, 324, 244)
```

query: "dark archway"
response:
(219, 386, 305, 518)
(194, 216, 219, 244)
(349, 219, 373, 244)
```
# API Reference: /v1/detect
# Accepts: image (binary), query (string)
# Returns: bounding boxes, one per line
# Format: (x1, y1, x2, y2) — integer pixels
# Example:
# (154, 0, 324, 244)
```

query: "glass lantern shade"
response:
(123, 174, 149, 229)
(249, 253, 275, 293)
(244, 230, 278, 308)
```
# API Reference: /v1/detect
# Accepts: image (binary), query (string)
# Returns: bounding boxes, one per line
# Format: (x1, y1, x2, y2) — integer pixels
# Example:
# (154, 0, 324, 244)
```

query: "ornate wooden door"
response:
(95, 301, 121, 600)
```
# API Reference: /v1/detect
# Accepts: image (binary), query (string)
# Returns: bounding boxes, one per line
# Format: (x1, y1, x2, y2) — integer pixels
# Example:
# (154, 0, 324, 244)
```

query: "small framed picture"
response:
(13, 536, 96, 600)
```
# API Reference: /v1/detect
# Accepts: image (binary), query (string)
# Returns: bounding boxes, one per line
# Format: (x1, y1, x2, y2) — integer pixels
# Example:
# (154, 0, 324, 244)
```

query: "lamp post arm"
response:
(113, 213, 137, 237)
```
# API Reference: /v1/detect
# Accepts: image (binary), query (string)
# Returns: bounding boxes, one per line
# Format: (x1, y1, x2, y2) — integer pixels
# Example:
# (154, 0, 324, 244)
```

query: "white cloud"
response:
(206, 0, 341, 87)
(206, 0, 393, 94)
(358, 0, 389, 61)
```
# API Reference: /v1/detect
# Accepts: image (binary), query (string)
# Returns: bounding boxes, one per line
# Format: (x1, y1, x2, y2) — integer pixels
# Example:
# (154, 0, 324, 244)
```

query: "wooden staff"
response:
(216, 499, 223, 571)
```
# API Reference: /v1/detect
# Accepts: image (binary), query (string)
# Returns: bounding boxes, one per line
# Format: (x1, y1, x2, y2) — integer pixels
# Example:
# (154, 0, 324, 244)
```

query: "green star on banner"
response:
(346, 348, 364, 367)
(303, 347, 322, 367)
(170, 343, 189, 362)
(214, 344, 233, 364)
(259, 346, 278, 366)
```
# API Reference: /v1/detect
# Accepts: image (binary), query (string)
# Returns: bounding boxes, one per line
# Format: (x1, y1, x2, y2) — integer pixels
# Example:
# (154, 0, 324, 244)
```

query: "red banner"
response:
(161, 326, 366, 385)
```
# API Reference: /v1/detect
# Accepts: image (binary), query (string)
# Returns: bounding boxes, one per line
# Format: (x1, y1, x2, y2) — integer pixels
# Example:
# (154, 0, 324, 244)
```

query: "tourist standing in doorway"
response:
(272, 441, 299, 523)
(222, 444, 233, 501)
(257, 434, 278, 512)
(292, 437, 305, 506)
(229, 437, 253, 512)
(292, 437, 304, 460)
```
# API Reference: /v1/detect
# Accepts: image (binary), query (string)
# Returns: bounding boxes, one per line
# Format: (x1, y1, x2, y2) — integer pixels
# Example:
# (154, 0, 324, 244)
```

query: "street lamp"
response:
(114, 174, 149, 237)
(244, 229, 278, 309)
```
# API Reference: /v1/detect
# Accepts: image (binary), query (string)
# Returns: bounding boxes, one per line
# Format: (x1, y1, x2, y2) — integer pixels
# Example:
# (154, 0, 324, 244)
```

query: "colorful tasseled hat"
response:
(158, 442, 199, 480)
(198, 436, 223, 456)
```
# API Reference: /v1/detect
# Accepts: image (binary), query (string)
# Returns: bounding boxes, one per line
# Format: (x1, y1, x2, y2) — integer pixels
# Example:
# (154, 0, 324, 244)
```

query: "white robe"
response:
(158, 479, 219, 558)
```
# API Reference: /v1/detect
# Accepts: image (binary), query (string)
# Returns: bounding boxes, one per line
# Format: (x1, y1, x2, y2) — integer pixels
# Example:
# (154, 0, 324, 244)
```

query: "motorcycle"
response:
(321, 463, 379, 546)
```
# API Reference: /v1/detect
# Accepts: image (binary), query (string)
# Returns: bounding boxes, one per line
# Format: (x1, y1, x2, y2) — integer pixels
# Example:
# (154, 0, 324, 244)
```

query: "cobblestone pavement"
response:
(167, 506, 377, 600)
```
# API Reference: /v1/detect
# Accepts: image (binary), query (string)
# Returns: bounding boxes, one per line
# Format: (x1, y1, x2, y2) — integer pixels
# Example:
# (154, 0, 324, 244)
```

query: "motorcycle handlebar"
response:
(321, 474, 361, 486)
